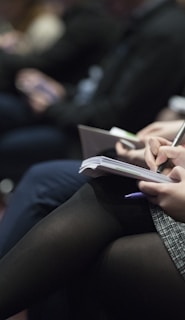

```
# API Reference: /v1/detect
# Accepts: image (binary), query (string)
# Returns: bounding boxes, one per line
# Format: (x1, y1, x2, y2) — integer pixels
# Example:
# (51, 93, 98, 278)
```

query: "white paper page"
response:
(79, 156, 174, 183)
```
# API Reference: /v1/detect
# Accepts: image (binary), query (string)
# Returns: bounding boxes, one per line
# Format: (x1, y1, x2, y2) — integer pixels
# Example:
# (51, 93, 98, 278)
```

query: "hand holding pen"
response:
(144, 121, 185, 174)
(156, 121, 185, 173)
(124, 121, 185, 202)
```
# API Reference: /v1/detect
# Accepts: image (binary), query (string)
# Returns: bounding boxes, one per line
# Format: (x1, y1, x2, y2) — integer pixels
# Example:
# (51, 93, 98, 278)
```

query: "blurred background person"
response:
(0, 0, 118, 185)
(0, 0, 185, 186)
(0, 0, 117, 91)
(0, 0, 66, 55)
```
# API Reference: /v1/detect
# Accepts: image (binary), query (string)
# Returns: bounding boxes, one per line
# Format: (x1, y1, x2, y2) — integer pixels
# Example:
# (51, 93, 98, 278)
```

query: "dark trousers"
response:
(0, 94, 71, 182)
(0, 159, 88, 258)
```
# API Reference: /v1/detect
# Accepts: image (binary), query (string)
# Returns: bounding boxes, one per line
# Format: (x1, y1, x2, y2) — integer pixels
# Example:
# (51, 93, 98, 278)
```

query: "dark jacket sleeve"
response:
(43, 33, 185, 133)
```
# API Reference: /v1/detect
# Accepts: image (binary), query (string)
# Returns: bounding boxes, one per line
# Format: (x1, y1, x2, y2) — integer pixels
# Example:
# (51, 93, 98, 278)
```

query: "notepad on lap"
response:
(79, 156, 174, 183)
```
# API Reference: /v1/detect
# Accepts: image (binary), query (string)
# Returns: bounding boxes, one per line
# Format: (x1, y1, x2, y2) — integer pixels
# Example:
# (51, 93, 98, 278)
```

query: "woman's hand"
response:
(138, 166, 185, 222)
(137, 120, 185, 143)
(16, 69, 66, 113)
(144, 137, 185, 174)
(115, 141, 146, 167)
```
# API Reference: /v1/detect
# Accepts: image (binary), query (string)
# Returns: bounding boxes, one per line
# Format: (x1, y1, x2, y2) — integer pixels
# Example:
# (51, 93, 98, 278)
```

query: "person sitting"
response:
(0, 0, 117, 92)
(0, 119, 184, 259)
(0, 123, 185, 319)
(0, 0, 66, 56)
(0, 119, 183, 320)
(0, 0, 185, 184)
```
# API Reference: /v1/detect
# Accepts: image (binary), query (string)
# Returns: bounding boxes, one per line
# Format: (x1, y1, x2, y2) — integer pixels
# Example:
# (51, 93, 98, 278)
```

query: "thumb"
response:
(138, 180, 162, 196)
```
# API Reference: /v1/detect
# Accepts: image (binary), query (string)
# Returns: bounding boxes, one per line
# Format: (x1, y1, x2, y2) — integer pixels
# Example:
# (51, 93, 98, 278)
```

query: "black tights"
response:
(0, 176, 184, 319)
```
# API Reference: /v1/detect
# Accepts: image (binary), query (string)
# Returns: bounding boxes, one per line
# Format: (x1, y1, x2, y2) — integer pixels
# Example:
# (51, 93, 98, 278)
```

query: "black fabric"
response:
(45, 0, 185, 133)
(0, 176, 184, 319)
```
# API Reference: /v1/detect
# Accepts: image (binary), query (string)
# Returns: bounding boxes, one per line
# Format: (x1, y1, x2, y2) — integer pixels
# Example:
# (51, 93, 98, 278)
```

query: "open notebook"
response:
(79, 156, 174, 183)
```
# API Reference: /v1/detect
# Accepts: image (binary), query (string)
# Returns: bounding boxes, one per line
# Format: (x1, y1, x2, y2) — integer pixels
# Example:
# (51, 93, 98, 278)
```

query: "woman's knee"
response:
(97, 233, 185, 318)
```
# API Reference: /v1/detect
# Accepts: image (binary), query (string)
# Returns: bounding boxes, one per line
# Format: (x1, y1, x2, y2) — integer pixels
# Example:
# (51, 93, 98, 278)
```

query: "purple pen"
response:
(124, 192, 146, 199)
